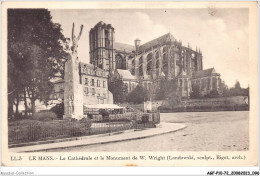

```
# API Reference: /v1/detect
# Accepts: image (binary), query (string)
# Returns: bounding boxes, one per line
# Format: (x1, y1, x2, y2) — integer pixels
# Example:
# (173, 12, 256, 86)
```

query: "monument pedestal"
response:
(63, 56, 84, 120)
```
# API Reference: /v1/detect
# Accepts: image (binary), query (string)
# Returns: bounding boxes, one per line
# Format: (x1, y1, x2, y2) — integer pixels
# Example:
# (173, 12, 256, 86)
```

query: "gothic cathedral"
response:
(89, 21, 221, 98)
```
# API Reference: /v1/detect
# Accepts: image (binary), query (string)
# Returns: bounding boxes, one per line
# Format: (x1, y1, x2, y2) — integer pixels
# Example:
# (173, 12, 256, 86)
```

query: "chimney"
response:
(135, 38, 141, 52)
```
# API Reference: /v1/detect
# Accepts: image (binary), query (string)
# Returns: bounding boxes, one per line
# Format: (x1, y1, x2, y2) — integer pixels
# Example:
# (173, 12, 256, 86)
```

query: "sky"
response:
(50, 9, 249, 88)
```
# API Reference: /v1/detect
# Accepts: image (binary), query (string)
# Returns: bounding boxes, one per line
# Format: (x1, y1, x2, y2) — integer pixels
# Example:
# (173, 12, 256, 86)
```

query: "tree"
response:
(167, 90, 181, 110)
(8, 55, 23, 118)
(8, 9, 69, 115)
(154, 79, 178, 100)
(218, 80, 229, 97)
(190, 83, 201, 99)
(108, 77, 128, 104)
(154, 79, 168, 100)
(127, 85, 149, 104)
(50, 102, 64, 119)
(229, 81, 245, 96)
(234, 81, 241, 89)
(204, 89, 220, 98)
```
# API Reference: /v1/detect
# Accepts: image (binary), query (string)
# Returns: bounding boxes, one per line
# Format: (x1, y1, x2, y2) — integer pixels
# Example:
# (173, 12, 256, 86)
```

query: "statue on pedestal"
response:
(70, 22, 84, 70)
(71, 22, 84, 57)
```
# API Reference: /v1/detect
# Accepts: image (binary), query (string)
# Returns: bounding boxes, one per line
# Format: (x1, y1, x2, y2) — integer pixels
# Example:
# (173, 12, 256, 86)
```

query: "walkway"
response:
(9, 122, 186, 152)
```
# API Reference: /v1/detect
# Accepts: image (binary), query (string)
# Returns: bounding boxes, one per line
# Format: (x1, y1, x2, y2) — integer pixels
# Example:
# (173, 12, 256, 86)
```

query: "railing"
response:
(8, 111, 160, 146)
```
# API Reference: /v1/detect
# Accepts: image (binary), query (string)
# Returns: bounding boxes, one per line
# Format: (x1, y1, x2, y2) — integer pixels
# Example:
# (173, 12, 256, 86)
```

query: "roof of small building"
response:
(192, 68, 218, 79)
(116, 69, 137, 80)
(52, 78, 64, 84)
(114, 42, 135, 53)
(79, 62, 104, 71)
(84, 104, 125, 109)
(79, 62, 94, 68)
(177, 70, 191, 78)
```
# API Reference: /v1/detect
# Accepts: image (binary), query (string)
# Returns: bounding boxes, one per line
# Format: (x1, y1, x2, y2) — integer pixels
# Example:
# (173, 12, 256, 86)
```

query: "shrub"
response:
(127, 85, 149, 104)
(108, 77, 128, 103)
(130, 120, 137, 128)
(100, 110, 110, 122)
(26, 122, 42, 141)
(79, 118, 92, 130)
(190, 83, 201, 99)
(66, 122, 85, 137)
(204, 89, 220, 98)
(34, 111, 57, 121)
(50, 102, 64, 119)
(141, 114, 149, 124)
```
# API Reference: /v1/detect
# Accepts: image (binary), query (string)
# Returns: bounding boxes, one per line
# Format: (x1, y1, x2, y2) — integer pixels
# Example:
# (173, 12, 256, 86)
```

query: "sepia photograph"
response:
(1, 1, 258, 170)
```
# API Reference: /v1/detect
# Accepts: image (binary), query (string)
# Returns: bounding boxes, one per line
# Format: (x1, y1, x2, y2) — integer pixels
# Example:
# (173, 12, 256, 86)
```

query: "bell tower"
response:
(89, 21, 115, 72)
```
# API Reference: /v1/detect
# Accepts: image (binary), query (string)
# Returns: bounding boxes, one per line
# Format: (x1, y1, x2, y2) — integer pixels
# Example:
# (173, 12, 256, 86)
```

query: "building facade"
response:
(79, 62, 113, 104)
(191, 68, 221, 96)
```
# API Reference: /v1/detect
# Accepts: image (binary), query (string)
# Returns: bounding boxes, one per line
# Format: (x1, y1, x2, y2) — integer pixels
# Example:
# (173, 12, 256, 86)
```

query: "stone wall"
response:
(160, 96, 249, 112)
(182, 96, 248, 106)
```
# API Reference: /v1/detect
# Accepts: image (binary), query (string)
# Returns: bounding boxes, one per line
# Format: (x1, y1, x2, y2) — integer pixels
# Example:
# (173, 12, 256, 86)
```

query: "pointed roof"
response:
(192, 68, 218, 79)
(116, 69, 137, 80)
(139, 33, 176, 52)
(114, 33, 178, 54)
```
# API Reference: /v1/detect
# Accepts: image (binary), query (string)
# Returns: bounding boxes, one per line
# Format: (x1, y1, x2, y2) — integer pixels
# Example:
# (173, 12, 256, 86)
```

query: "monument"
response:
(63, 23, 85, 120)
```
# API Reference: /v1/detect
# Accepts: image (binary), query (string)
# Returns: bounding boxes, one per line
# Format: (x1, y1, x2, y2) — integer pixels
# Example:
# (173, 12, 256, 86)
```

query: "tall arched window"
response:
(156, 52, 159, 69)
(105, 30, 109, 48)
(213, 77, 217, 89)
(131, 59, 135, 75)
(207, 77, 211, 90)
(162, 65, 168, 77)
(184, 79, 188, 91)
(163, 53, 167, 65)
(139, 56, 143, 76)
(162, 53, 168, 76)
(144, 82, 148, 90)
(115, 54, 125, 69)
(163, 46, 167, 54)
(202, 79, 207, 90)
(139, 56, 143, 64)
(139, 64, 143, 76)
(147, 53, 152, 75)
